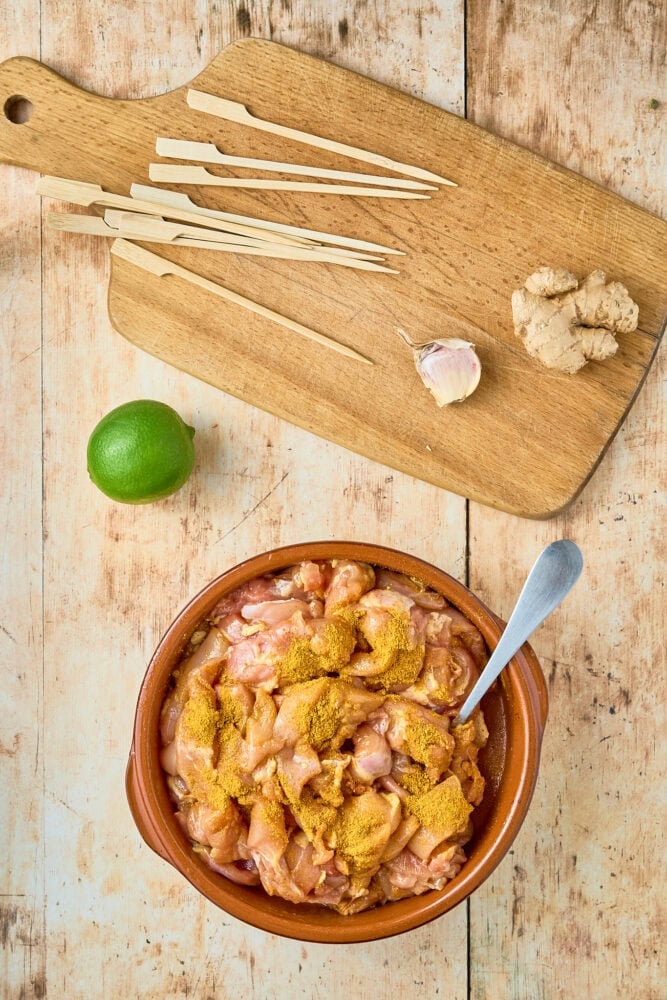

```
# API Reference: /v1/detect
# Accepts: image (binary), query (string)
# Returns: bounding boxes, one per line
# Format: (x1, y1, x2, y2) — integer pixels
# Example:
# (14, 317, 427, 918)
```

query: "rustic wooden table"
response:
(1, 3, 664, 998)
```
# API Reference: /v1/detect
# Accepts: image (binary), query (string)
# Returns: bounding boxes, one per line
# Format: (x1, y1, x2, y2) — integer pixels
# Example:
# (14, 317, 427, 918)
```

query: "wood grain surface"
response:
(1, 2, 664, 999)
(0, 40, 664, 517)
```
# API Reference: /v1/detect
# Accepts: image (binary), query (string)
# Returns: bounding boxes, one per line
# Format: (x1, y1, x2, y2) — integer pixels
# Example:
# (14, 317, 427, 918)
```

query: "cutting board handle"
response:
(0, 58, 92, 173)
(0, 56, 159, 189)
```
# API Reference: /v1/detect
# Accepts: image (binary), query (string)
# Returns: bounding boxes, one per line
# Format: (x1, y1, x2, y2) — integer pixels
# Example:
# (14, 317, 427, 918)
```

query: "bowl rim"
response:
(127, 540, 548, 943)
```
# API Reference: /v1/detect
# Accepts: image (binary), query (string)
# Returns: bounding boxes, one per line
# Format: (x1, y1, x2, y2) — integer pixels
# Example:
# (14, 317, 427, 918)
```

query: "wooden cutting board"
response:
(0, 39, 664, 518)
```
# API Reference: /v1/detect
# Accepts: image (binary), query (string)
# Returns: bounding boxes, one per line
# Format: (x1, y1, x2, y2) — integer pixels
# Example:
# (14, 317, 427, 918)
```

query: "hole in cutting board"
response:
(4, 96, 33, 124)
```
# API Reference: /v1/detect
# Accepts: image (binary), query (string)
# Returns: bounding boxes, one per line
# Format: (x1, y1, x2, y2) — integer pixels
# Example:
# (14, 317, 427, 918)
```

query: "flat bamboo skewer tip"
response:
(186, 89, 457, 187)
(148, 163, 431, 198)
(109, 239, 374, 366)
(155, 138, 436, 191)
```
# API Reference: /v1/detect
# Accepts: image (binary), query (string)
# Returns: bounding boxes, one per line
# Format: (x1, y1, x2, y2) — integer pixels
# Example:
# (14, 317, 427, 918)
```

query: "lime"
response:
(87, 399, 196, 504)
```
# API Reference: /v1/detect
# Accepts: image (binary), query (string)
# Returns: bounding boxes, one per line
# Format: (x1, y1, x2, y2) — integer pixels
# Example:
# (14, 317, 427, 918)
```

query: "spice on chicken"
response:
(180, 686, 218, 746)
(405, 775, 473, 841)
(404, 716, 453, 771)
(362, 610, 425, 690)
(160, 559, 489, 913)
(395, 762, 434, 796)
(278, 619, 356, 685)
(303, 687, 344, 752)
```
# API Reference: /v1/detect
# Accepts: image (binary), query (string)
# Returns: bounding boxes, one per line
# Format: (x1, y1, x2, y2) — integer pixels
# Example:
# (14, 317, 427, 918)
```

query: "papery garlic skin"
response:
(415, 339, 481, 406)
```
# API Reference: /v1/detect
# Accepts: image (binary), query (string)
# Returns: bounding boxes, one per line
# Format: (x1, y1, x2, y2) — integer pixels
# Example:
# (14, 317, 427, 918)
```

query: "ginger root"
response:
(512, 266, 639, 373)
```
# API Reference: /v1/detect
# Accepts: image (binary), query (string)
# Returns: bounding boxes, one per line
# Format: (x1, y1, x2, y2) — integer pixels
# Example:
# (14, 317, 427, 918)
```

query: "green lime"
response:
(87, 399, 196, 504)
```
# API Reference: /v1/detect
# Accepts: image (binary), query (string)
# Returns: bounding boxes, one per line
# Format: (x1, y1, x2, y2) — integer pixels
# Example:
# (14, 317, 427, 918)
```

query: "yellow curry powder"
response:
(403, 717, 453, 770)
(180, 687, 218, 746)
(180, 685, 256, 807)
(396, 762, 436, 796)
(281, 784, 337, 844)
(303, 685, 344, 751)
(278, 619, 356, 686)
(260, 799, 290, 852)
(278, 638, 323, 686)
(337, 610, 424, 691)
(406, 774, 472, 839)
(332, 796, 388, 876)
(203, 778, 232, 813)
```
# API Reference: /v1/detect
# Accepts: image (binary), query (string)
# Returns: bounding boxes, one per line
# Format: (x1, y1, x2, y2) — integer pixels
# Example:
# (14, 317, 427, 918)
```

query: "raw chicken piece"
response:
(247, 799, 304, 903)
(343, 591, 426, 689)
(216, 613, 249, 644)
(287, 788, 337, 867)
(215, 682, 255, 724)
(330, 789, 402, 890)
(285, 832, 324, 895)
(400, 644, 477, 709)
(406, 774, 473, 859)
(324, 560, 375, 614)
(380, 815, 421, 862)
(185, 799, 247, 864)
(335, 885, 386, 915)
(299, 561, 328, 593)
(307, 857, 350, 906)
(274, 678, 383, 752)
(378, 774, 409, 802)
(325, 682, 385, 750)
(380, 699, 454, 776)
(376, 844, 465, 900)
(450, 716, 488, 805)
(226, 612, 312, 688)
(349, 724, 392, 783)
(374, 569, 447, 610)
(174, 679, 219, 789)
(160, 740, 178, 776)
(358, 589, 415, 614)
(206, 857, 261, 886)
(276, 742, 322, 800)
(212, 576, 286, 620)
(239, 689, 282, 772)
(307, 754, 350, 807)
(274, 677, 329, 745)
(241, 599, 312, 625)
(440, 606, 488, 668)
(160, 627, 229, 744)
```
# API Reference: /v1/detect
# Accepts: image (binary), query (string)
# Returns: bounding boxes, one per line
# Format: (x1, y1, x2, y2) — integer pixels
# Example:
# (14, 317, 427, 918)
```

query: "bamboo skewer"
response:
(36, 176, 313, 248)
(47, 213, 399, 272)
(130, 184, 404, 255)
(103, 211, 383, 261)
(109, 239, 373, 366)
(155, 138, 437, 191)
(186, 90, 457, 187)
(148, 164, 431, 198)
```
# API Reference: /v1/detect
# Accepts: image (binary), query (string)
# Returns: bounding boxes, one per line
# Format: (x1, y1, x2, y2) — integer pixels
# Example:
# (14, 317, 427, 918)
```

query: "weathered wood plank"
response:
(31, 2, 467, 999)
(467, 3, 665, 998)
(0, 4, 46, 999)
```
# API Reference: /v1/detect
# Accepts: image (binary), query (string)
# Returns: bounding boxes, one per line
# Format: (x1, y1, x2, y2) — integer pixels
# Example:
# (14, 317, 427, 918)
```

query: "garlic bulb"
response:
(397, 330, 481, 406)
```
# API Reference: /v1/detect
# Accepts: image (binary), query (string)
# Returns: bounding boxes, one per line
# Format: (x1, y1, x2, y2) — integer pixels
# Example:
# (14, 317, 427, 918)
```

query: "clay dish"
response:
(126, 541, 548, 943)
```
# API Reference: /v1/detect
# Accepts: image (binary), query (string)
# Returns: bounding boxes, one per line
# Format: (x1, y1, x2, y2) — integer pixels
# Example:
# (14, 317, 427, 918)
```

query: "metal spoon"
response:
(455, 540, 584, 724)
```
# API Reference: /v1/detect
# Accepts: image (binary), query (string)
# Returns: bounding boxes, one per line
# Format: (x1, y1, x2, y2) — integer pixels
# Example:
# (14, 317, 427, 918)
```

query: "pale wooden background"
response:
(1, 2, 664, 998)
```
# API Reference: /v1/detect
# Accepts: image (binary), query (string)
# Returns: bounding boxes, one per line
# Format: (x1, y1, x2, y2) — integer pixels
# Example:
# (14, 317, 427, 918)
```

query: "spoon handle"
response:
(455, 540, 583, 724)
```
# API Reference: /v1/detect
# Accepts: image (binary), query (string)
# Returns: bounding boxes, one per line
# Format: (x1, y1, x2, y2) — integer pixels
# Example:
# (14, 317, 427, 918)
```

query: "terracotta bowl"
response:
(126, 541, 548, 943)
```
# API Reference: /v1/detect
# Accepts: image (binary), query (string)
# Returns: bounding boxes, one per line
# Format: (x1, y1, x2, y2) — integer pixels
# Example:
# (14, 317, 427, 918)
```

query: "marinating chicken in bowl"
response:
(158, 559, 489, 914)
(127, 541, 548, 943)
